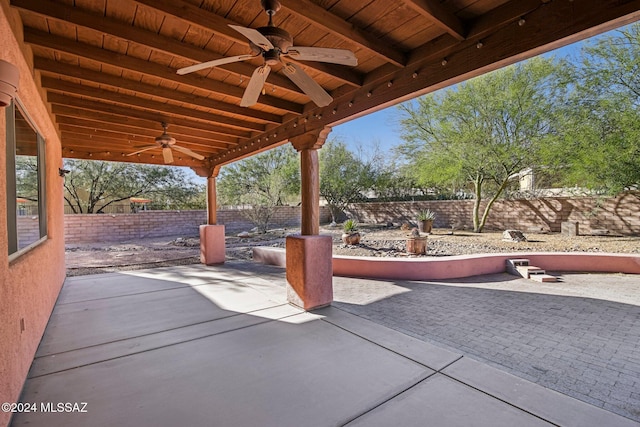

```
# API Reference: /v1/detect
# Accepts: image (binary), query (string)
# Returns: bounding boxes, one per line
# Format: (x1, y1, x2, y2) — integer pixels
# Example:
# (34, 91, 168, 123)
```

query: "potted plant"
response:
(341, 219, 361, 245)
(417, 209, 436, 233)
(406, 227, 428, 255)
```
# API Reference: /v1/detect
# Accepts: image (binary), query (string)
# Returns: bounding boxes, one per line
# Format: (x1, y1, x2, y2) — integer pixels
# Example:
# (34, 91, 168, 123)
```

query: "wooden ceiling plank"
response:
(55, 117, 233, 149)
(11, 0, 302, 94)
(130, 0, 363, 87)
(58, 125, 221, 153)
(466, 0, 545, 40)
(277, 0, 406, 67)
(35, 57, 282, 123)
(22, 27, 303, 113)
(52, 107, 241, 145)
(42, 78, 266, 132)
(47, 94, 253, 139)
(401, 0, 466, 40)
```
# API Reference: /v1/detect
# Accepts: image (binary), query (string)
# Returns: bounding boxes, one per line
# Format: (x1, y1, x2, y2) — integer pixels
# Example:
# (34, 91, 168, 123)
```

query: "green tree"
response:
(548, 24, 640, 193)
(63, 160, 204, 213)
(217, 145, 299, 231)
(398, 57, 564, 232)
(319, 139, 378, 222)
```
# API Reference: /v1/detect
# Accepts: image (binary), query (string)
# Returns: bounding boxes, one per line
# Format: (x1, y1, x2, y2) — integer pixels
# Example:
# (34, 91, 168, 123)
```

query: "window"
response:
(6, 100, 47, 255)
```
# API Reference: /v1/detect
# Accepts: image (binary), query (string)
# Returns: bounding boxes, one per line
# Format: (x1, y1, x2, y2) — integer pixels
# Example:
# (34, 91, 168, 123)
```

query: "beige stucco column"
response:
(286, 127, 333, 310)
(193, 165, 225, 265)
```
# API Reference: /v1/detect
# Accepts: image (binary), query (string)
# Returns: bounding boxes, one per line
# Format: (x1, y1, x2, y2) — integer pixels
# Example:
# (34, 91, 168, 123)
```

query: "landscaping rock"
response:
(502, 229, 527, 242)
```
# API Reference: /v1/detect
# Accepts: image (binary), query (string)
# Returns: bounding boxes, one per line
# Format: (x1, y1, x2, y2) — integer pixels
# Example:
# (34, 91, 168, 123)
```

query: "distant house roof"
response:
(130, 197, 152, 204)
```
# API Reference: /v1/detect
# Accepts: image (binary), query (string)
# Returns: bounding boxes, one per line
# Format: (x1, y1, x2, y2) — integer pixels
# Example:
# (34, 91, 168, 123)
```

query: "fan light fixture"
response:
(176, 0, 357, 108)
(127, 122, 205, 164)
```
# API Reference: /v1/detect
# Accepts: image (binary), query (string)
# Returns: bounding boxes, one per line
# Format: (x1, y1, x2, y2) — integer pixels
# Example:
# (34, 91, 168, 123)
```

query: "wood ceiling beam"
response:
(54, 116, 237, 147)
(367, 0, 555, 88)
(60, 127, 214, 152)
(23, 28, 303, 114)
(130, 0, 363, 87)
(56, 122, 225, 152)
(401, 0, 465, 40)
(51, 105, 241, 145)
(277, 0, 406, 67)
(10, 0, 301, 95)
(466, 0, 549, 40)
(47, 95, 253, 139)
(35, 58, 281, 124)
(42, 77, 266, 132)
(60, 139, 208, 167)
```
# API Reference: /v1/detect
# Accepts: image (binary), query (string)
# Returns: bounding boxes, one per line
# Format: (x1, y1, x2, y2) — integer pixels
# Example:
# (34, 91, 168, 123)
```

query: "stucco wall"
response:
(0, 2, 66, 426)
(348, 193, 640, 235)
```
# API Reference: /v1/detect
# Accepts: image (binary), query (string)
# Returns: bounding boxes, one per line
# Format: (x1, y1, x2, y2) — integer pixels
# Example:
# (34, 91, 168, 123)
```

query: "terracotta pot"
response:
(418, 219, 433, 233)
(0, 60, 19, 107)
(406, 236, 427, 254)
(342, 232, 361, 245)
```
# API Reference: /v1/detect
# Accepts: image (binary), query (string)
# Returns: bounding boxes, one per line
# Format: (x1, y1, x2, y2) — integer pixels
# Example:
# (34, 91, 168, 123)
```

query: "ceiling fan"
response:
(176, 0, 357, 108)
(127, 122, 205, 164)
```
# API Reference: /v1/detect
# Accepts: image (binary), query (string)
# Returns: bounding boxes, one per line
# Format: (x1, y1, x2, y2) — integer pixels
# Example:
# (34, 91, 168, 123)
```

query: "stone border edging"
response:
(252, 247, 640, 280)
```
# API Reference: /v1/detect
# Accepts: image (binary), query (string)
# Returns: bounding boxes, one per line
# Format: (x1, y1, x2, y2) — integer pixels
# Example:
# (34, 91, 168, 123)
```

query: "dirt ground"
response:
(65, 224, 640, 276)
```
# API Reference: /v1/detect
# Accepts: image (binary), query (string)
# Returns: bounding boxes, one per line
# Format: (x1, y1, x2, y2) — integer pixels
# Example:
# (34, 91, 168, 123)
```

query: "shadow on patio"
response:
(12, 263, 639, 426)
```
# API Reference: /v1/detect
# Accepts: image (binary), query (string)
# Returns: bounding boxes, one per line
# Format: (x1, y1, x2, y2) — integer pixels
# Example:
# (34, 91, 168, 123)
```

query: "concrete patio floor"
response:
(12, 262, 640, 426)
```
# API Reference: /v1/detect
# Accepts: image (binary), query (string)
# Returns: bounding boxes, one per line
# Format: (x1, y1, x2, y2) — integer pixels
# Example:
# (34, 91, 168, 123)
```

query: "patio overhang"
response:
(9, 0, 640, 169)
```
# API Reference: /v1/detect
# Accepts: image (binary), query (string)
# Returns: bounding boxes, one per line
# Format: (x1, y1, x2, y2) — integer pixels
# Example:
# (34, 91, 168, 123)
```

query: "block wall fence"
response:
(348, 193, 640, 235)
(19, 194, 638, 244)
(54, 206, 332, 244)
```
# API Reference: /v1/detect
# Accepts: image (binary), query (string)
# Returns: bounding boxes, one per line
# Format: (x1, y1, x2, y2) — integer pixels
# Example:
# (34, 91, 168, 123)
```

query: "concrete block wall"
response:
(64, 206, 332, 243)
(349, 193, 640, 235)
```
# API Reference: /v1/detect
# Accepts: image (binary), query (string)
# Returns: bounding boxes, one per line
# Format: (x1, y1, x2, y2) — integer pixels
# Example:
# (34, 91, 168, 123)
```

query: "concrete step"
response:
(516, 265, 545, 278)
(506, 259, 530, 276)
(530, 274, 558, 283)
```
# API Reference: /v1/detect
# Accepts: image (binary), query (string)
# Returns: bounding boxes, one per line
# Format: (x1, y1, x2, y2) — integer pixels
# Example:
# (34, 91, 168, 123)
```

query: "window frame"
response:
(6, 99, 47, 258)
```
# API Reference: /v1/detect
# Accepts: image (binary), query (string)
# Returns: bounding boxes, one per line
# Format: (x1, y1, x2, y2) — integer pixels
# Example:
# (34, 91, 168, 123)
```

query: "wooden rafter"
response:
(277, 0, 406, 67)
(35, 58, 281, 124)
(130, 0, 364, 87)
(23, 28, 303, 113)
(401, 0, 465, 40)
(11, 0, 302, 95)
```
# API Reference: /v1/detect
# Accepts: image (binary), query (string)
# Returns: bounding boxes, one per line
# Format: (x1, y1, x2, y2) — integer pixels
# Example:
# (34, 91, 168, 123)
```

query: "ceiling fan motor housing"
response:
(255, 26, 293, 64)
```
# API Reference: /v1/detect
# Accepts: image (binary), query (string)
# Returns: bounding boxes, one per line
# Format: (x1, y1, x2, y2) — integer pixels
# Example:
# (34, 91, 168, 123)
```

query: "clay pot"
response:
(341, 232, 361, 245)
(418, 219, 433, 233)
(406, 236, 428, 254)
(0, 60, 19, 107)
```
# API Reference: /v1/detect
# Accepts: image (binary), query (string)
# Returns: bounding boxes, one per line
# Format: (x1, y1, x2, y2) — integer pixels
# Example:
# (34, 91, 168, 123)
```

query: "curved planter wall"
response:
(253, 247, 640, 280)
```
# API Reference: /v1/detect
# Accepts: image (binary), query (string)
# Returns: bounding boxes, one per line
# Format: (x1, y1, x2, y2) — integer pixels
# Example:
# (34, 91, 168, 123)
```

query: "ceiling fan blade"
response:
(173, 145, 205, 160)
(127, 146, 158, 156)
(282, 62, 333, 107)
(229, 24, 274, 51)
(176, 54, 256, 75)
(240, 64, 271, 107)
(286, 47, 358, 66)
(162, 147, 174, 164)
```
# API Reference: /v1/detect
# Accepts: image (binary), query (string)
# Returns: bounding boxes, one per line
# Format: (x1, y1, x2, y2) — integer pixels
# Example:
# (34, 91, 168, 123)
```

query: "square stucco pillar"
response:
(286, 235, 333, 310)
(200, 224, 225, 265)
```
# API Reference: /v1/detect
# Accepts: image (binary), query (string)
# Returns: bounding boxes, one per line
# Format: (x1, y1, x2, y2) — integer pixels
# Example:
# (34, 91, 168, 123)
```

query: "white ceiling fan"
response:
(176, 0, 358, 108)
(127, 122, 205, 164)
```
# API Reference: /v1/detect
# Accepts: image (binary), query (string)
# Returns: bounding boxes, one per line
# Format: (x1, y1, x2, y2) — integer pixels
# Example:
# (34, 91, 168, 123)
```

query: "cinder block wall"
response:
(63, 206, 332, 243)
(348, 193, 640, 235)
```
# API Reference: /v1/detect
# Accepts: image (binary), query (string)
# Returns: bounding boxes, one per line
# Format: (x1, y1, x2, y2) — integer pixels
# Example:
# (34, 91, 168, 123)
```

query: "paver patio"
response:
(11, 262, 639, 426)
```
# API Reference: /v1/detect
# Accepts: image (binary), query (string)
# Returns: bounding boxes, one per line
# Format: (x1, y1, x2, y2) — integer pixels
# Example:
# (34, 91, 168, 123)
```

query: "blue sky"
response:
(332, 32, 596, 155)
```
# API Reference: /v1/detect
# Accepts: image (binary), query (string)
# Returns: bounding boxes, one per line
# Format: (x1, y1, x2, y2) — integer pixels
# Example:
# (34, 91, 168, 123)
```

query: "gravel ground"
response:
(65, 225, 639, 276)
